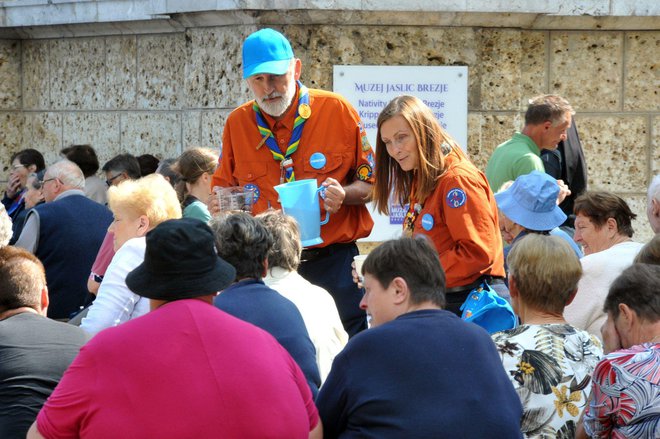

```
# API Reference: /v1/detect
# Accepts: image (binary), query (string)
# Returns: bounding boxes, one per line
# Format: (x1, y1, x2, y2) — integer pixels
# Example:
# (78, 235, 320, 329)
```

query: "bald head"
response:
(42, 159, 85, 202)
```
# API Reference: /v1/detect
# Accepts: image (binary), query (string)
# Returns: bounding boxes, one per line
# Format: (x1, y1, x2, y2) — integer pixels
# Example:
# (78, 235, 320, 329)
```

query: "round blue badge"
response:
(421, 213, 434, 231)
(244, 183, 260, 204)
(446, 188, 467, 208)
(309, 152, 326, 170)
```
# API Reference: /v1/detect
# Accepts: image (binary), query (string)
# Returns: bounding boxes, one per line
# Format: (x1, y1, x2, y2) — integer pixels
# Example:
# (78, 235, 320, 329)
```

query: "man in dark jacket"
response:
(541, 120, 588, 229)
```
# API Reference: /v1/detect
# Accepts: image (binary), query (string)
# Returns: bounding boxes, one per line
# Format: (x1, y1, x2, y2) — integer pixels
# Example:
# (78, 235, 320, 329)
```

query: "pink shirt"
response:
(37, 299, 318, 438)
(90, 231, 115, 279)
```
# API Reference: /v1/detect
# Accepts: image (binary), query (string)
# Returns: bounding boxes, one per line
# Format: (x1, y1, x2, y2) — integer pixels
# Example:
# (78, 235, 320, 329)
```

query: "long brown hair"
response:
(372, 95, 458, 214)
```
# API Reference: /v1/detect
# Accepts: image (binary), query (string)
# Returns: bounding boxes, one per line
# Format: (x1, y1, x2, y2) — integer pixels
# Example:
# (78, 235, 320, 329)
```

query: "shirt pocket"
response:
(233, 161, 269, 185)
(301, 152, 346, 179)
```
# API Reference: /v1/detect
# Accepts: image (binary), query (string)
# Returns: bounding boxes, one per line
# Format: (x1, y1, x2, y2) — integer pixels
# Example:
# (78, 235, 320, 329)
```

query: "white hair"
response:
(46, 159, 85, 190)
(0, 203, 12, 247)
(649, 175, 660, 202)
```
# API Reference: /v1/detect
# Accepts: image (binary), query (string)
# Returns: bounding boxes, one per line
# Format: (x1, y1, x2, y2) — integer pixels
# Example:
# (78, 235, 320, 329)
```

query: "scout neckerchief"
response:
(403, 199, 423, 236)
(403, 181, 422, 236)
(253, 81, 311, 183)
(402, 142, 453, 236)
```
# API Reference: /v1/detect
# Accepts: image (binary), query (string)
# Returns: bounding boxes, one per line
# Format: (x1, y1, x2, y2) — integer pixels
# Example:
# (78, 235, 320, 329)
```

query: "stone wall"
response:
(0, 20, 657, 241)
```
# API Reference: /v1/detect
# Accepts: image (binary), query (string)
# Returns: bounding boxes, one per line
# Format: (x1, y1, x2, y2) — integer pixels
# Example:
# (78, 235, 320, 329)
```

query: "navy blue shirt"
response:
(214, 279, 321, 398)
(316, 309, 523, 438)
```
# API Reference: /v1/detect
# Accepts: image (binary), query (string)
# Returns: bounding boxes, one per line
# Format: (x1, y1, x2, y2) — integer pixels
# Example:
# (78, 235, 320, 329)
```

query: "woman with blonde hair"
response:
(492, 234, 602, 437)
(173, 147, 218, 223)
(372, 95, 504, 315)
(80, 174, 181, 335)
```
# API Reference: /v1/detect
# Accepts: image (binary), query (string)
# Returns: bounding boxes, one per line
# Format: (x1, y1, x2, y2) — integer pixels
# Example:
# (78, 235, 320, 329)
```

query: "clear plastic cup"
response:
(353, 254, 368, 282)
(215, 186, 256, 214)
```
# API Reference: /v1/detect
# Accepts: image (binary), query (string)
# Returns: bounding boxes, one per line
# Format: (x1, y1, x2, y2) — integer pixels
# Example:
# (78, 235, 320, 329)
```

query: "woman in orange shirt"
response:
(372, 95, 505, 315)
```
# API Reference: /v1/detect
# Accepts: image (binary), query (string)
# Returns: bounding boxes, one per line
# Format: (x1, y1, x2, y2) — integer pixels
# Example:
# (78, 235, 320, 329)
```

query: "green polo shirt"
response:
(485, 132, 545, 193)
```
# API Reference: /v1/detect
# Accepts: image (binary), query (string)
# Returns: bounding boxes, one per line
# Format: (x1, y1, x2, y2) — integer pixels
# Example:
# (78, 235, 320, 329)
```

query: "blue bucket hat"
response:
(242, 28, 294, 79)
(495, 170, 566, 231)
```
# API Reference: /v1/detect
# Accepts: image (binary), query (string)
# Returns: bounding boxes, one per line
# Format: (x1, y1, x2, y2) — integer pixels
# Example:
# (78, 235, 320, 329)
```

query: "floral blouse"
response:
(492, 324, 603, 438)
(583, 342, 660, 439)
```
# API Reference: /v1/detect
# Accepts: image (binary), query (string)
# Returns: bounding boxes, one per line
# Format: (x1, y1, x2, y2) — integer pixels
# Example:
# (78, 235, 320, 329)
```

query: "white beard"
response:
(257, 82, 296, 118)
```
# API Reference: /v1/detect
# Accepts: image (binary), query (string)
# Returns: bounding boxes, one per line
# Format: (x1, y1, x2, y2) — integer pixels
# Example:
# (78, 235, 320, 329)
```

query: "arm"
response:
(4, 173, 23, 200)
(322, 105, 374, 214)
(316, 354, 350, 438)
(541, 148, 562, 179)
(321, 178, 372, 214)
(2, 193, 15, 209)
(556, 179, 571, 205)
(80, 240, 145, 335)
(286, 346, 322, 438)
(437, 173, 504, 286)
(87, 277, 101, 295)
(88, 232, 116, 295)
(14, 210, 39, 253)
(26, 422, 46, 439)
(309, 420, 323, 439)
(575, 422, 588, 439)
(581, 360, 614, 439)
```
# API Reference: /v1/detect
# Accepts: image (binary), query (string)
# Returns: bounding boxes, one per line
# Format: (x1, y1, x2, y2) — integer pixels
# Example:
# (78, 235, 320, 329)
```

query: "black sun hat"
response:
(126, 218, 236, 300)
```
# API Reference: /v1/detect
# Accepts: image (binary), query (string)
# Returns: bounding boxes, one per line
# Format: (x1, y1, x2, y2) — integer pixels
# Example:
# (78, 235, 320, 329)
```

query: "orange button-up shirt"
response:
(412, 147, 505, 288)
(212, 87, 374, 247)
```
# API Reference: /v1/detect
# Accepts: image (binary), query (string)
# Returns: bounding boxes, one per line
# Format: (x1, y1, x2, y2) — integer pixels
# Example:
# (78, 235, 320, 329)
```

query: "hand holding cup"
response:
(353, 254, 368, 289)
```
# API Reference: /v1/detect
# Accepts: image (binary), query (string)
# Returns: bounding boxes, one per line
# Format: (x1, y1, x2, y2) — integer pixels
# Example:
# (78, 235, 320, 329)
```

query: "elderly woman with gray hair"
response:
(258, 210, 348, 381)
(492, 234, 603, 437)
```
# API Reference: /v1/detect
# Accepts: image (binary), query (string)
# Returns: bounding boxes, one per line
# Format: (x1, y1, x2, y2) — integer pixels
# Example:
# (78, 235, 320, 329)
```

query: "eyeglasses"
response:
(10, 164, 25, 171)
(105, 173, 124, 186)
(39, 177, 58, 186)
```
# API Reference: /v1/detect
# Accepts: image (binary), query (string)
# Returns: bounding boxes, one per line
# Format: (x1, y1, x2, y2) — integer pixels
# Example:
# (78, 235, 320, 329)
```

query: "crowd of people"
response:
(1, 27, 659, 439)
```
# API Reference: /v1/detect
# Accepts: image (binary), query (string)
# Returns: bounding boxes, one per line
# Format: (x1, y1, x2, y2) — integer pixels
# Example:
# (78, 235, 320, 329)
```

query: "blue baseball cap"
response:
(242, 28, 294, 79)
(495, 170, 567, 231)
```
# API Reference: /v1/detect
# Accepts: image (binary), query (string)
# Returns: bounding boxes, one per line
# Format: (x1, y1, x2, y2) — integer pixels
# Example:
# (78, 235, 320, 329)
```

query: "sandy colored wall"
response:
(0, 23, 657, 241)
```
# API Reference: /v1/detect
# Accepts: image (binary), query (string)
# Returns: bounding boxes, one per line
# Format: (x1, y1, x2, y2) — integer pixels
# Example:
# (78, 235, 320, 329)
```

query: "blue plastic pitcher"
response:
(274, 179, 330, 247)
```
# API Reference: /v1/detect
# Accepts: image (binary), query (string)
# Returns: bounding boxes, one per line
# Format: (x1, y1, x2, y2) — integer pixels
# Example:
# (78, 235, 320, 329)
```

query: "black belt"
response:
(445, 276, 494, 294)
(300, 242, 356, 263)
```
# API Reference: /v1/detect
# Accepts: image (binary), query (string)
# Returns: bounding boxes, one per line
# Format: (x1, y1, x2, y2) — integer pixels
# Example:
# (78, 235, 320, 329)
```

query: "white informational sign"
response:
(333, 65, 468, 241)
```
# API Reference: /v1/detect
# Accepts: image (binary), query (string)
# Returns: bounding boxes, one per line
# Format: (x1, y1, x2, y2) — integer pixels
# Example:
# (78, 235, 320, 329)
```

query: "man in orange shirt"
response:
(212, 28, 374, 336)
